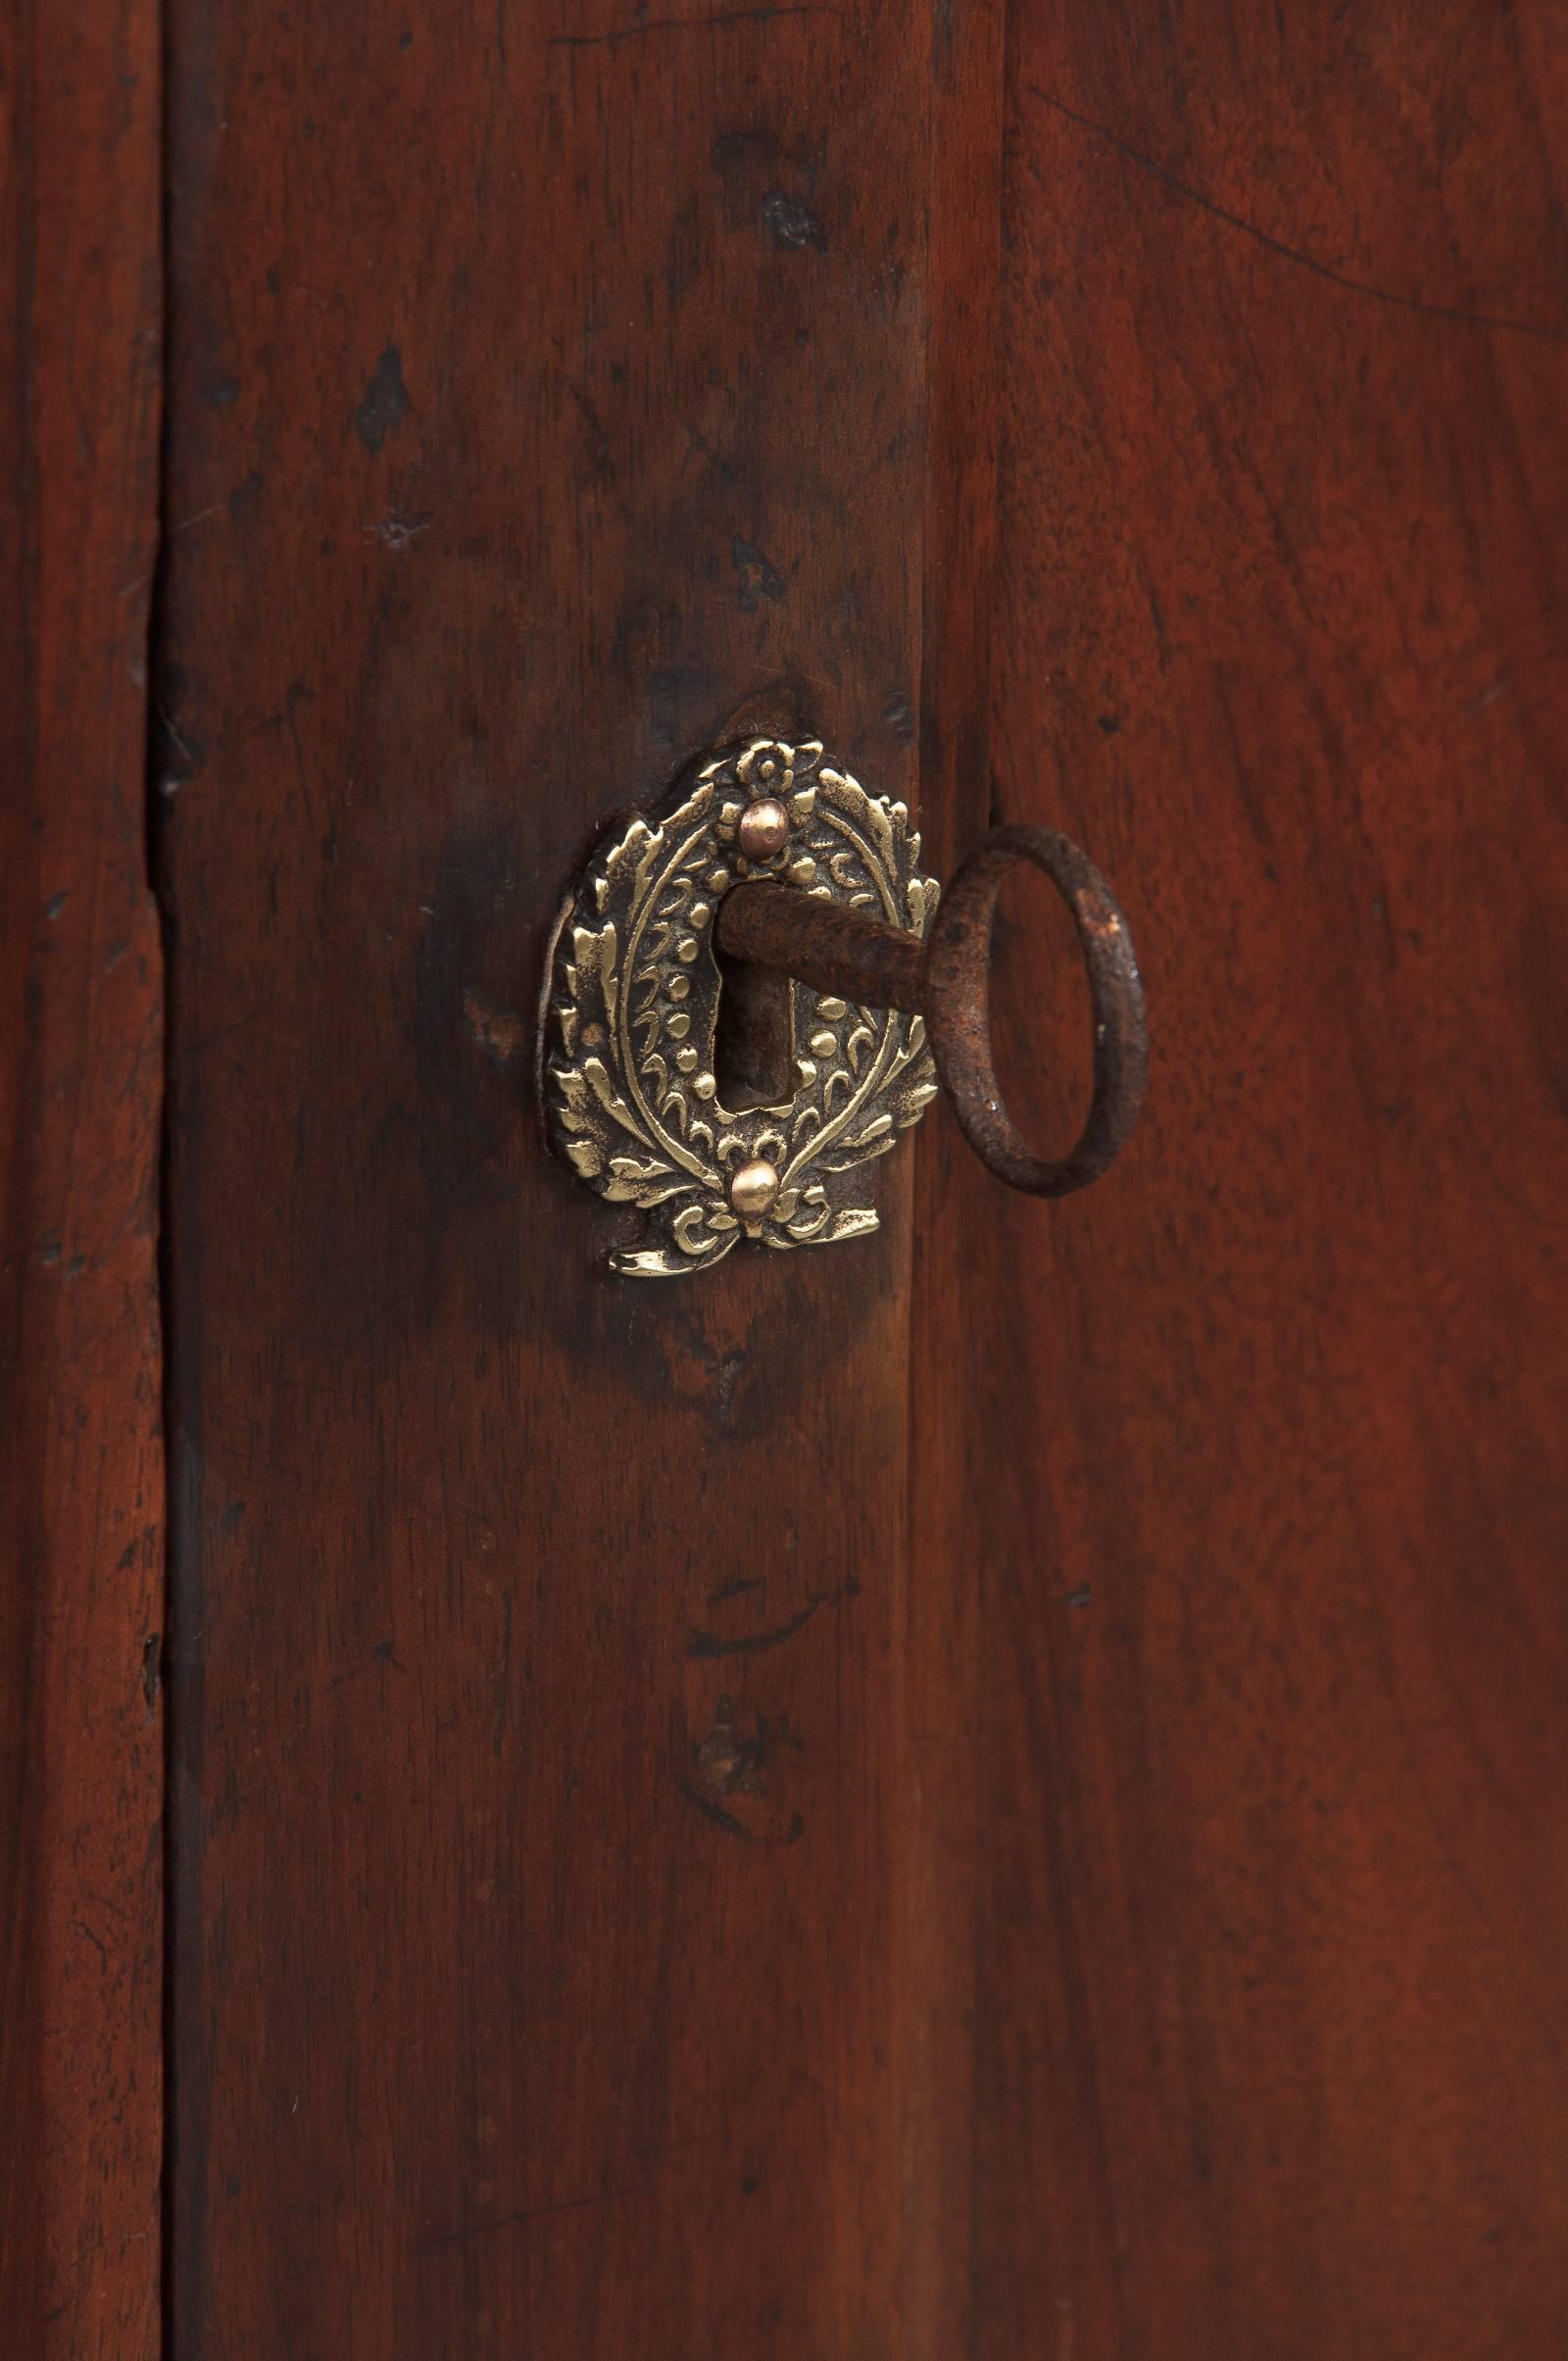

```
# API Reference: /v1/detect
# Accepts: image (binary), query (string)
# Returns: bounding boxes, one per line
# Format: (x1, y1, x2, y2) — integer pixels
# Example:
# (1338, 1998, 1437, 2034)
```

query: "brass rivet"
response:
(729, 1156, 780, 1222)
(737, 798, 789, 861)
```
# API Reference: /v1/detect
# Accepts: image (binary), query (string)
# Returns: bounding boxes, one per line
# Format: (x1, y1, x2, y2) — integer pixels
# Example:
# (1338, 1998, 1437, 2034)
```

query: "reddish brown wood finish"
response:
(956, 9, 1568, 2356)
(0, 0, 165, 2351)
(898, 17, 1004, 2351)
(157, 1, 1568, 2352)
(159, 5, 998, 2353)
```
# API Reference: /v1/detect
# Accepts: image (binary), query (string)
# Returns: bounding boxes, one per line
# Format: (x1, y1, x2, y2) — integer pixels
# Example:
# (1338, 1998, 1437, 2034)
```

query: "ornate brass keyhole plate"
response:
(542, 737, 940, 1277)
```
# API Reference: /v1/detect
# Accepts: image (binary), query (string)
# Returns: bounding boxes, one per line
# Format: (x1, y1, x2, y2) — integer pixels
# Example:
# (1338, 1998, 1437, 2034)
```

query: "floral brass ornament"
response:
(544, 737, 940, 1277)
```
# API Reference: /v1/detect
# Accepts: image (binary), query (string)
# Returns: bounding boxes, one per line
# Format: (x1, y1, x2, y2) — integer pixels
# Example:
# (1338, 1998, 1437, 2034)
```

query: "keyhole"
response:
(712, 946, 794, 1110)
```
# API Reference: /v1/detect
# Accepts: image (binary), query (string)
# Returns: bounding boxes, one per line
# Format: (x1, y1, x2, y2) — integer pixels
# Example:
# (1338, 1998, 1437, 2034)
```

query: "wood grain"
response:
(956, 9, 1568, 2355)
(159, 4, 1000, 2352)
(0, 0, 165, 2350)
(158, 3, 1568, 2350)
(899, 5, 1005, 2354)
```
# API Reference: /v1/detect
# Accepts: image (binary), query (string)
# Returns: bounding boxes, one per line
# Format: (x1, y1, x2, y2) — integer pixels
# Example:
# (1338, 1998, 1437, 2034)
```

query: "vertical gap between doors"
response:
(145, 0, 177, 2331)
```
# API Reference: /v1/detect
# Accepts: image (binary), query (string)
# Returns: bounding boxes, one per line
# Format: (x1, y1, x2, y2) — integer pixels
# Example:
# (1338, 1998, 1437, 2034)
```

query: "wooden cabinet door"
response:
(157, 10, 1003, 2354)
(964, 19, 1568, 2355)
(8, 5, 1564, 2358)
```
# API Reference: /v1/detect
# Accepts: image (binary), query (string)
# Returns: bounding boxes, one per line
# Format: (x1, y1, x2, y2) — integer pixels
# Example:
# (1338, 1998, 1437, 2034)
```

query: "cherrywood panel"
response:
(899, 7, 1004, 2354)
(160, 4, 998, 2353)
(956, 9, 1568, 2355)
(0, 0, 165, 2350)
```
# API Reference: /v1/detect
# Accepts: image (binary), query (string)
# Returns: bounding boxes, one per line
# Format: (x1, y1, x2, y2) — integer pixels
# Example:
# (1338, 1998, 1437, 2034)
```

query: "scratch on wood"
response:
(707, 1574, 761, 1605)
(549, 6, 832, 49)
(687, 1580, 856, 1658)
(370, 509, 431, 551)
(678, 1780, 752, 1841)
(419, 2179, 644, 2251)
(760, 188, 826, 252)
(1028, 84, 1568, 344)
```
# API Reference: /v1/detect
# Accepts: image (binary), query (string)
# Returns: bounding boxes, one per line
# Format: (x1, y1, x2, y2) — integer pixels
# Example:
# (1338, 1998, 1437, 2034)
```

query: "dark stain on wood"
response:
(353, 346, 411, 453)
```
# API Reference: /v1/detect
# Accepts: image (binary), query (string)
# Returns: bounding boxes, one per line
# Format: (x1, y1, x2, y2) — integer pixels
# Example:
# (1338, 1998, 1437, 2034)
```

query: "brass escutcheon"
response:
(541, 737, 940, 1278)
